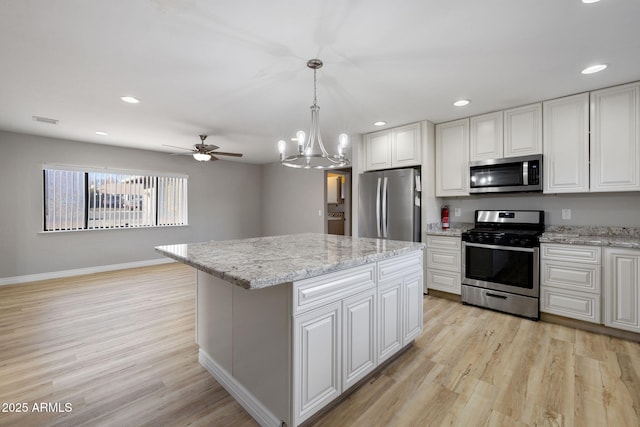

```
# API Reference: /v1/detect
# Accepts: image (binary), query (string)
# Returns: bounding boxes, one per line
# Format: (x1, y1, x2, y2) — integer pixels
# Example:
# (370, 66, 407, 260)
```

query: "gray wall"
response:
(261, 162, 324, 236)
(0, 131, 262, 278)
(442, 192, 640, 227)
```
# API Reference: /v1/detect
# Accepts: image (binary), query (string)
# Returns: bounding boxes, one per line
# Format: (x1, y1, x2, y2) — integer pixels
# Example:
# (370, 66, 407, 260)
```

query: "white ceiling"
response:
(1, 0, 639, 164)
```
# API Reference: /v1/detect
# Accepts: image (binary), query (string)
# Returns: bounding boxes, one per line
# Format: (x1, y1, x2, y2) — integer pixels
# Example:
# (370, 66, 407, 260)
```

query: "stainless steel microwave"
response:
(469, 154, 542, 194)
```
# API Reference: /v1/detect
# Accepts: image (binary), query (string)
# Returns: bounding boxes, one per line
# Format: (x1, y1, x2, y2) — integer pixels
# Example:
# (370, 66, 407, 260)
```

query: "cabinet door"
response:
(294, 302, 342, 424)
(426, 268, 461, 294)
(504, 103, 542, 157)
(392, 122, 422, 167)
(342, 289, 377, 390)
(403, 272, 423, 344)
(377, 278, 403, 363)
(543, 93, 590, 193)
(364, 130, 392, 171)
(436, 119, 470, 196)
(590, 82, 640, 192)
(604, 248, 640, 333)
(540, 287, 601, 323)
(470, 111, 503, 161)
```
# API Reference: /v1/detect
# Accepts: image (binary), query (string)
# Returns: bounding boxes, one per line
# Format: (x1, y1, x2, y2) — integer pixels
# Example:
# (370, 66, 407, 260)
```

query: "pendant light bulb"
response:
(277, 140, 286, 155)
(296, 130, 306, 152)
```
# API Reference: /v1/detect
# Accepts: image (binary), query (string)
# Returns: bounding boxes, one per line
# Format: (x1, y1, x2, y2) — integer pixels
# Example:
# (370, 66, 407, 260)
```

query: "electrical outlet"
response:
(454, 208, 461, 217)
(562, 209, 571, 220)
(318, 209, 322, 217)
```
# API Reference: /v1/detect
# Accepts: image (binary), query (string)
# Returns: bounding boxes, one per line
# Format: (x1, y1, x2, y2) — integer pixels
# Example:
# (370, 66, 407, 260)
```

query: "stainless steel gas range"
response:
(461, 210, 545, 319)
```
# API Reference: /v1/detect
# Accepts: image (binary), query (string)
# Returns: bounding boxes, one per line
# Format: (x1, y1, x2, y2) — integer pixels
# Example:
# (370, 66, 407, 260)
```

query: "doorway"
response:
(325, 169, 351, 236)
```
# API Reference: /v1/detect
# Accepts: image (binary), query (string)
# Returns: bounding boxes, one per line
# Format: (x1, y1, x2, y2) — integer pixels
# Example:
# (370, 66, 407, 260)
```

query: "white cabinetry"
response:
(604, 247, 640, 333)
(376, 252, 423, 363)
(342, 288, 377, 390)
(364, 122, 421, 171)
(540, 244, 601, 323)
(435, 119, 469, 196)
(469, 105, 542, 162)
(425, 235, 461, 295)
(590, 82, 640, 192)
(293, 252, 422, 425)
(470, 111, 503, 161)
(543, 93, 590, 193)
(504, 103, 542, 157)
(294, 302, 342, 422)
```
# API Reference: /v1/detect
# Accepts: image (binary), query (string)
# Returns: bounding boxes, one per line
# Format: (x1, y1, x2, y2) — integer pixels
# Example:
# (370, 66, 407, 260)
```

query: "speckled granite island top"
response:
(155, 233, 425, 290)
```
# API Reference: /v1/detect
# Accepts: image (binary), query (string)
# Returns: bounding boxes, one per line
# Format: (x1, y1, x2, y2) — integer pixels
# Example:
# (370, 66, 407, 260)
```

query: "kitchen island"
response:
(156, 233, 425, 427)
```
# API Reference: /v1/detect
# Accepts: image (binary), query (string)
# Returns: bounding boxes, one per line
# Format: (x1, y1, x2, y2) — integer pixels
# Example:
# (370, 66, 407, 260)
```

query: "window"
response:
(43, 165, 188, 232)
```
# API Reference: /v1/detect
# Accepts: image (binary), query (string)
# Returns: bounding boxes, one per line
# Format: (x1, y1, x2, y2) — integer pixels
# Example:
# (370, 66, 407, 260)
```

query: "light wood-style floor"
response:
(1, 263, 639, 427)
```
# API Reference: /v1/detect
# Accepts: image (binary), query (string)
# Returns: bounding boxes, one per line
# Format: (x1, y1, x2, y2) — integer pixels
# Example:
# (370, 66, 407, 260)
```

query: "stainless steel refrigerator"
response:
(358, 167, 421, 242)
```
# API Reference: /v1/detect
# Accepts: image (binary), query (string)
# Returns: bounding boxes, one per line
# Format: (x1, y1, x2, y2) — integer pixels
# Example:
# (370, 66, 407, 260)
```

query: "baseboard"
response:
(0, 258, 176, 287)
(198, 349, 283, 427)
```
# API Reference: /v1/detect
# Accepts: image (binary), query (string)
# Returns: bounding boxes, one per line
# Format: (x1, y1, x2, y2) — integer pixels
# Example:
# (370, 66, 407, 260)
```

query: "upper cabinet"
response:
(590, 82, 640, 192)
(543, 93, 590, 193)
(470, 112, 503, 161)
(364, 122, 421, 171)
(469, 104, 542, 162)
(504, 103, 542, 158)
(435, 119, 469, 197)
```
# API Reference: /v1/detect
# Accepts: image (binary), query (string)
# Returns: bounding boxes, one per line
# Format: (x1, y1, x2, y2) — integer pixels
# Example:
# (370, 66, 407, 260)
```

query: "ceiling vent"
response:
(32, 115, 59, 125)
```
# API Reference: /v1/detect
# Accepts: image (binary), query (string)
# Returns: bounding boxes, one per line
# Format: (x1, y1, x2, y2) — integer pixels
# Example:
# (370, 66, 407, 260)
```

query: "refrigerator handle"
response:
(382, 176, 388, 238)
(375, 177, 382, 238)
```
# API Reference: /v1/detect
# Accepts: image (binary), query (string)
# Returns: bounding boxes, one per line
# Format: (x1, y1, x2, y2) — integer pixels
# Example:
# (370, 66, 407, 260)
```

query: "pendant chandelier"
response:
(277, 59, 350, 169)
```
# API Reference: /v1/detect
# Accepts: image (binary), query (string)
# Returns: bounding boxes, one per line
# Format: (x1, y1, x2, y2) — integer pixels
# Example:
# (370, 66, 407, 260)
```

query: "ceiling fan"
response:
(164, 135, 243, 162)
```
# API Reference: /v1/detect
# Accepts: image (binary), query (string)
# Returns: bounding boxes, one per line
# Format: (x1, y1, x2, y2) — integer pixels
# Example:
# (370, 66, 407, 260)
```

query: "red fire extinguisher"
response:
(441, 205, 450, 230)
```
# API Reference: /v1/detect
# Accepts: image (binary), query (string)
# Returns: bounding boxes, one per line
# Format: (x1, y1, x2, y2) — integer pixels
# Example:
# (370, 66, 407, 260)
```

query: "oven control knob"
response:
(509, 238, 516, 245)
(520, 239, 528, 246)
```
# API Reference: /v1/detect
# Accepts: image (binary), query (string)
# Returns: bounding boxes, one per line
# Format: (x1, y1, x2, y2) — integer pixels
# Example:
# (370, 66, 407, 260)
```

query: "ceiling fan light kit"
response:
(278, 59, 350, 170)
(164, 134, 243, 162)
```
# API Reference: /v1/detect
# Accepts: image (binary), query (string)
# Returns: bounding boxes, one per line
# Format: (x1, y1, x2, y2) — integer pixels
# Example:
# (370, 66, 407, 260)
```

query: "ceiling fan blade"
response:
(209, 151, 243, 157)
(170, 152, 193, 156)
(162, 144, 194, 152)
(209, 155, 219, 161)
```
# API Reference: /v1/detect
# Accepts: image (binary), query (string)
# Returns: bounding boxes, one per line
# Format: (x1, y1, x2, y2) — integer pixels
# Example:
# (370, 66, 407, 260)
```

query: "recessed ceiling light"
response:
(95, 131, 108, 136)
(453, 99, 471, 107)
(373, 121, 387, 126)
(581, 64, 608, 74)
(120, 96, 140, 104)
(582, 0, 600, 4)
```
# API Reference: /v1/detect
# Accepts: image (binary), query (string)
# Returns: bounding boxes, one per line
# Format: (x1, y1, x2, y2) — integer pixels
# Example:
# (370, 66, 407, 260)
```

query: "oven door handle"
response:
(463, 242, 537, 253)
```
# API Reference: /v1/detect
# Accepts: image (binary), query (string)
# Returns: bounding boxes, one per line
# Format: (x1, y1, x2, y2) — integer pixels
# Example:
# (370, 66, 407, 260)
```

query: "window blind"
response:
(43, 166, 188, 232)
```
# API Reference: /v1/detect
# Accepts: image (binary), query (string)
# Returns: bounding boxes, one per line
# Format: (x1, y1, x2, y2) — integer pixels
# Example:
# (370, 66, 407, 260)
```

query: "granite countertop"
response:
(425, 222, 473, 237)
(155, 233, 425, 290)
(540, 226, 640, 249)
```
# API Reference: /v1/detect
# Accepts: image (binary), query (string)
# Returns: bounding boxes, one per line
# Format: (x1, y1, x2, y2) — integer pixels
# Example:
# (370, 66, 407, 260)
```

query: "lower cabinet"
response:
(604, 247, 640, 333)
(294, 302, 342, 423)
(426, 235, 461, 295)
(342, 288, 377, 390)
(377, 277, 403, 363)
(540, 244, 601, 323)
(293, 252, 423, 425)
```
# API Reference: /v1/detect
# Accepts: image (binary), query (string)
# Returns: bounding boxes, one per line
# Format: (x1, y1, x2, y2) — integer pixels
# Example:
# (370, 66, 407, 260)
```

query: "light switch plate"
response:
(562, 209, 571, 220)
(454, 208, 461, 217)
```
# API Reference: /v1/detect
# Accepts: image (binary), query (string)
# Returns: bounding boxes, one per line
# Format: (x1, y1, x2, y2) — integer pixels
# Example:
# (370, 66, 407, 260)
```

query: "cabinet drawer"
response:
(426, 235, 461, 250)
(541, 244, 601, 264)
(541, 260, 601, 294)
(377, 252, 422, 281)
(426, 248, 460, 273)
(294, 265, 375, 315)
(426, 269, 461, 294)
(541, 286, 601, 323)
